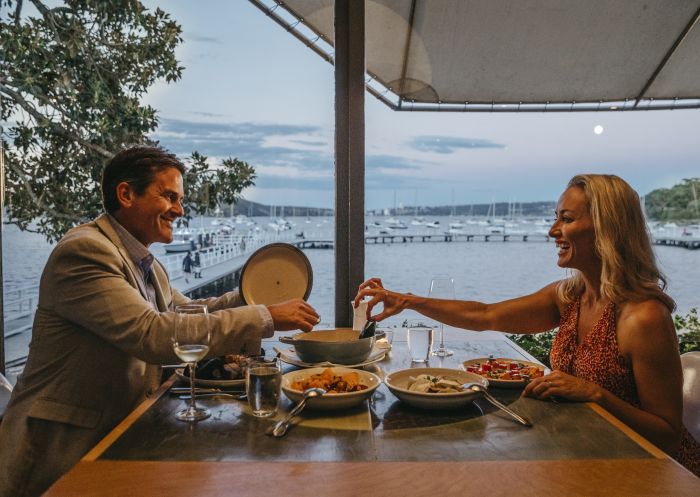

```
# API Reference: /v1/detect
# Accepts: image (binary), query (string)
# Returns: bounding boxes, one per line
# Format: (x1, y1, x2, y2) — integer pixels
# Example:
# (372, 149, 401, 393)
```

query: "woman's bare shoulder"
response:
(618, 299, 672, 327)
(617, 299, 676, 355)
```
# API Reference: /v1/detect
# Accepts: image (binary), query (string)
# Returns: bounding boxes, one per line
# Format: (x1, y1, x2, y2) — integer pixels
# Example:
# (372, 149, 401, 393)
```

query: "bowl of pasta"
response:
(384, 367, 488, 410)
(281, 367, 381, 410)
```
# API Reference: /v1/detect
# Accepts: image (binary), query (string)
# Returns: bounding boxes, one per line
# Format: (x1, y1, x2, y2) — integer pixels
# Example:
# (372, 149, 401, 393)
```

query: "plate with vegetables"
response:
(462, 357, 546, 388)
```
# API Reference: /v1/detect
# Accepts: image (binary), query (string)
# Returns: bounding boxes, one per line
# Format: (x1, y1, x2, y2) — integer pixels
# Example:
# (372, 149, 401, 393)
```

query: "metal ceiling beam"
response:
(633, 4, 700, 108)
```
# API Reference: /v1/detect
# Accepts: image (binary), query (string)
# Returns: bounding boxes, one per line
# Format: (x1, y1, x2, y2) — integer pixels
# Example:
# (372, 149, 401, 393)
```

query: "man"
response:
(0, 146, 319, 497)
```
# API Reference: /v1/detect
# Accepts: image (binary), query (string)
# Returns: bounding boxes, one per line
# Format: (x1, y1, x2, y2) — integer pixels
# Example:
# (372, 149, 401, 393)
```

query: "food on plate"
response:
(464, 357, 544, 381)
(407, 374, 465, 393)
(290, 368, 368, 394)
(195, 354, 253, 381)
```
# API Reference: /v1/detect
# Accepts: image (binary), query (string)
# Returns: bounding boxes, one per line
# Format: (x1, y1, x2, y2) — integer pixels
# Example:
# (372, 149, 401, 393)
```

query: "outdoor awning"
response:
(251, 0, 700, 111)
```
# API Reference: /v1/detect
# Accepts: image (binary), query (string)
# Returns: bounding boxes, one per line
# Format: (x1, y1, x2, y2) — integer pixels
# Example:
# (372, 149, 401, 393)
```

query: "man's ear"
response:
(115, 182, 135, 209)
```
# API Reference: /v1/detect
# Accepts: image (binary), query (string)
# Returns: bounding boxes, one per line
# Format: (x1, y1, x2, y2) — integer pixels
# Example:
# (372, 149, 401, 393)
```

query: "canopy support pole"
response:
(1, 140, 6, 375)
(334, 0, 365, 327)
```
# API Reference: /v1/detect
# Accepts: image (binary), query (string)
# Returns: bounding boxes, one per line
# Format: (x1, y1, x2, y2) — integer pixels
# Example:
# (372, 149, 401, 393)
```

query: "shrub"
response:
(674, 308, 700, 354)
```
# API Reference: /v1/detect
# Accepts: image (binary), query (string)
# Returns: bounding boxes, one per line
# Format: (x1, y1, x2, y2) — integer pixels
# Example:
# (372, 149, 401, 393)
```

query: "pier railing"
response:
(159, 232, 297, 280)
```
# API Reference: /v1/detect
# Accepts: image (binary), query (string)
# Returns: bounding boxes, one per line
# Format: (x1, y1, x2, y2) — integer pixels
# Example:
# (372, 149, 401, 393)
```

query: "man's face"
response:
(118, 167, 184, 246)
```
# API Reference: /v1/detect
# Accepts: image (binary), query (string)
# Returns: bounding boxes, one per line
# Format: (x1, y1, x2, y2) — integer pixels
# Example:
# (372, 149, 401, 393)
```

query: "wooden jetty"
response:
(298, 232, 551, 248)
(652, 235, 700, 250)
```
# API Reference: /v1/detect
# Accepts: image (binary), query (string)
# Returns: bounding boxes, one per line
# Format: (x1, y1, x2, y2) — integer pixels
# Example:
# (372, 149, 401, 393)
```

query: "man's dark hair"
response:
(101, 146, 186, 214)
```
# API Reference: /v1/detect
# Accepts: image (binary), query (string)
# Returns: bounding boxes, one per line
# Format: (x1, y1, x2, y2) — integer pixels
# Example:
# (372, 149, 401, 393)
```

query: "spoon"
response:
(266, 388, 326, 438)
(462, 383, 533, 427)
(358, 320, 376, 339)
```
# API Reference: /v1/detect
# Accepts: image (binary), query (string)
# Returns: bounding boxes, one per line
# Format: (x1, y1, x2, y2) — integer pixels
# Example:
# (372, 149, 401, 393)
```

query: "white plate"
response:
(276, 342, 390, 369)
(175, 368, 245, 389)
(281, 367, 381, 410)
(239, 243, 312, 305)
(384, 367, 488, 410)
(462, 357, 546, 388)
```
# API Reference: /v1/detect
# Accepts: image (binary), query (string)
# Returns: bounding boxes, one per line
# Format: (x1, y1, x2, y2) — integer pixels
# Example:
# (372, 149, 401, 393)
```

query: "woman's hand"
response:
(353, 277, 409, 322)
(523, 370, 602, 402)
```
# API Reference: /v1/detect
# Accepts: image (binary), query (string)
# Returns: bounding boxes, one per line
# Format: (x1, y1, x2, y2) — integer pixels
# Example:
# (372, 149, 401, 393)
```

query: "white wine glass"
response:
(173, 304, 211, 421)
(429, 275, 455, 357)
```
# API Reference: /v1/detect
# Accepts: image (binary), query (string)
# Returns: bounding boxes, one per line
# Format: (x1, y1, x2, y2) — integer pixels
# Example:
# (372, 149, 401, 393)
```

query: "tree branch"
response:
(4, 158, 83, 222)
(14, 0, 24, 26)
(0, 83, 114, 158)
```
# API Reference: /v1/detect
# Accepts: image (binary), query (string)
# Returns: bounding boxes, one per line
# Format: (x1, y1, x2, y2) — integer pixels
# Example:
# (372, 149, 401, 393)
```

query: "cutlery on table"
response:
(266, 388, 326, 438)
(462, 383, 533, 427)
(178, 392, 247, 400)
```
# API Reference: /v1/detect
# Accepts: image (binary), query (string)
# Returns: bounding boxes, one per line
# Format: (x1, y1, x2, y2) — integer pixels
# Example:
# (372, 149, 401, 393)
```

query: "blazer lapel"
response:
(94, 214, 151, 302)
(150, 261, 171, 312)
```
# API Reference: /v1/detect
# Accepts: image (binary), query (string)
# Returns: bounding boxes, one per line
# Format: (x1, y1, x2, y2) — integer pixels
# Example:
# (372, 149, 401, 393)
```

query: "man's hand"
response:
(267, 299, 320, 332)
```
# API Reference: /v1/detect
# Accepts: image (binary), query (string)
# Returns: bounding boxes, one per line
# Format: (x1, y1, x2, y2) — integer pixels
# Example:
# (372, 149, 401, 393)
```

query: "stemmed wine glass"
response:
(429, 275, 455, 357)
(173, 304, 211, 421)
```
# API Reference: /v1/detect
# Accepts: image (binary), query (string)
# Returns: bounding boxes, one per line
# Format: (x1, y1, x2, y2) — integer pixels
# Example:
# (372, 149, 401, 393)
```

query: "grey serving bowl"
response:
(279, 328, 378, 365)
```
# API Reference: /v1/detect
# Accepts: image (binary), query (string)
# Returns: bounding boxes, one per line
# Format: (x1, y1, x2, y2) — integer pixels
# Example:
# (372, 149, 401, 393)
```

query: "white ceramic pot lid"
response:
(239, 243, 313, 305)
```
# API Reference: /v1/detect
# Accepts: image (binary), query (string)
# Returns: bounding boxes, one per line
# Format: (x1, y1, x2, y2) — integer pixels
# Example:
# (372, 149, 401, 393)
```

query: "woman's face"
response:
(548, 186, 598, 271)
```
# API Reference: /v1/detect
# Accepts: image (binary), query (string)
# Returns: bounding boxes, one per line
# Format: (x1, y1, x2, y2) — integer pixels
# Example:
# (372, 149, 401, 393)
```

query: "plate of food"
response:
(281, 367, 381, 410)
(175, 354, 253, 388)
(462, 357, 546, 388)
(384, 367, 488, 410)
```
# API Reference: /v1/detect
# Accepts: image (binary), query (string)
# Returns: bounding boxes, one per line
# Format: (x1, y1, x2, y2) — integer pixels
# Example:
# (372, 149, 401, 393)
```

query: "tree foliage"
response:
(645, 178, 700, 222)
(1, 0, 256, 241)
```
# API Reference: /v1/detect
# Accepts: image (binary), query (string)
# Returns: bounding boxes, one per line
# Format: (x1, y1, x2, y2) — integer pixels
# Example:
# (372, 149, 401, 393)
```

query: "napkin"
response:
(352, 300, 369, 331)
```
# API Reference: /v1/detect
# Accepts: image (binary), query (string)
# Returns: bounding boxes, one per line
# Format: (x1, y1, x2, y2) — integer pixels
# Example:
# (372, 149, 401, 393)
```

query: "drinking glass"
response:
(407, 320, 434, 363)
(173, 304, 211, 422)
(246, 358, 282, 417)
(429, 275, 455, 357)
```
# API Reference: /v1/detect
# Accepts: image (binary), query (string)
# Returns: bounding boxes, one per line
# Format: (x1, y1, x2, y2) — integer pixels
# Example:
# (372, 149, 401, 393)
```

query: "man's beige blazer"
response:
(0, 214, 270, 497)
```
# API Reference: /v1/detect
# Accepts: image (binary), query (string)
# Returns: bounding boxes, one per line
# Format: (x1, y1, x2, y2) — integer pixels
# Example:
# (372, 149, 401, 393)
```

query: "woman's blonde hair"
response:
(557, 174, 675, 312)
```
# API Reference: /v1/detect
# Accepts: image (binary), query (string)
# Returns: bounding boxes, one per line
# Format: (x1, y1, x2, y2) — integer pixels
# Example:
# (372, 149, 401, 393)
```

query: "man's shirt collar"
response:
(105, 213, 154, 274)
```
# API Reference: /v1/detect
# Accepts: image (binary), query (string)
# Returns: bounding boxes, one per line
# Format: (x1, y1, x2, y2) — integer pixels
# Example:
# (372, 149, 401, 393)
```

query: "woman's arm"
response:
(354, 277, 562, 334)
(524, 300, 683, 454)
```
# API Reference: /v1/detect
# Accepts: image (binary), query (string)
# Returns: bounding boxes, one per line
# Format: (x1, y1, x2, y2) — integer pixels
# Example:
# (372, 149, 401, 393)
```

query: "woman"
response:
(182, 250, 193, 283)
(355, 174, 699, 476)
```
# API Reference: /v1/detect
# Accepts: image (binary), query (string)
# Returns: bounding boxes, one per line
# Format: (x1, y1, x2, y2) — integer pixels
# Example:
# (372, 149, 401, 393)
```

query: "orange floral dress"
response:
(550, 297, 700, 477)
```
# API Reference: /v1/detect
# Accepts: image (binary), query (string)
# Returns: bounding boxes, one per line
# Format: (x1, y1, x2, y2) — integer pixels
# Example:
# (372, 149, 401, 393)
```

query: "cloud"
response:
(187, 34, 221, 44)
(409, 135, 506, 154)
(150, 119, 482, 193)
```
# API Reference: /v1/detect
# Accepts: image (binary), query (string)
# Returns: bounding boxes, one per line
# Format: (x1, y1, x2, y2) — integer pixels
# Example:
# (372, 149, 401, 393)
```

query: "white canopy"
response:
(254, 0, 700, 111)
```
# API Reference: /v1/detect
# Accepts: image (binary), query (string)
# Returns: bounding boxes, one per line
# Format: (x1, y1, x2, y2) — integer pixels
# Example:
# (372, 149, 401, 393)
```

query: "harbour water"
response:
(3, 216, 699, 333)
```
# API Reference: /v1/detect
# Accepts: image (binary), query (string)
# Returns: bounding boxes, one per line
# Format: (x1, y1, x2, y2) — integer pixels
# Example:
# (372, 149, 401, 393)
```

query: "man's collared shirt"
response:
(106, 213, 158, 310)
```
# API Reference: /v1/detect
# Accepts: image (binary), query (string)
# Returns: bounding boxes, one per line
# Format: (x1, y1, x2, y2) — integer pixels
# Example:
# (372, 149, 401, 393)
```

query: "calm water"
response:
(3, 216, 699, 327)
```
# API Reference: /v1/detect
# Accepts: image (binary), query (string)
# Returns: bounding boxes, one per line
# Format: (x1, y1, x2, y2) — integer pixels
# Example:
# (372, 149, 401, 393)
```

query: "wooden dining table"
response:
(44, 330, 700, 496)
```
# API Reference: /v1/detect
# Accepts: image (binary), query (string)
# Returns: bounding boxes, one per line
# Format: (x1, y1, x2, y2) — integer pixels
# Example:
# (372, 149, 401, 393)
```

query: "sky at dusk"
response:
(143, 0, 700, 211)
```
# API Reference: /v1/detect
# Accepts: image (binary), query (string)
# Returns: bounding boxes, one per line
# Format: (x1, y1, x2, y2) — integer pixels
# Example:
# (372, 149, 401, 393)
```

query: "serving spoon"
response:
(462, 383, 533, 427)
(266, 388, 326, 438)
(358, 320, 376, 339)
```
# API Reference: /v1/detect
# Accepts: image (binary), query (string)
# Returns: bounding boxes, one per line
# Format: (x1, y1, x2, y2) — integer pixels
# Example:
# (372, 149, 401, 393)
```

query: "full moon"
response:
(594, 125, 604, 135)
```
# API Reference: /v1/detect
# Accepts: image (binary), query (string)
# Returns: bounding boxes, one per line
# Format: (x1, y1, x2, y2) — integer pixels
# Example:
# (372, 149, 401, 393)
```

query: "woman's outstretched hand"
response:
(523, 370, 602, 402)
(353, 277, 410, 322)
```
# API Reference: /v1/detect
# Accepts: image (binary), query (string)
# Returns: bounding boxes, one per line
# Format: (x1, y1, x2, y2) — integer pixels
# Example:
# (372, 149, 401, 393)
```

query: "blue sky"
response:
(143, 0, 700, 210)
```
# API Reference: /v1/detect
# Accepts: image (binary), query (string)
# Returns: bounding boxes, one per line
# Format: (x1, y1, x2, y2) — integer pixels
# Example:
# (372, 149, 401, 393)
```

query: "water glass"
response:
(246, 359, 282, 417)
(407, 321, 434, 363)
